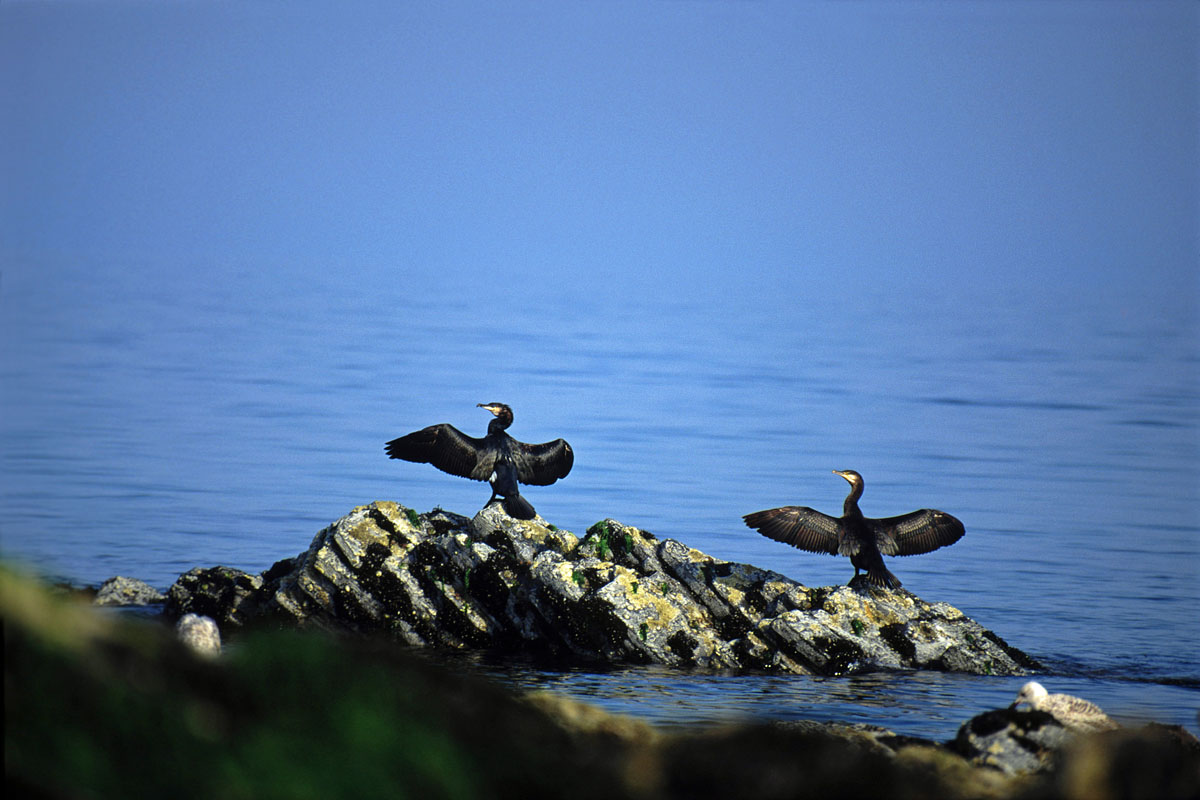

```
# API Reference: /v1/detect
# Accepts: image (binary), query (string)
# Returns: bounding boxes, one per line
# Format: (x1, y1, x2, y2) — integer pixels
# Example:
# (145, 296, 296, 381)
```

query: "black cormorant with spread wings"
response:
(385, 403, 573, 520)
(743, 470, 964, 590)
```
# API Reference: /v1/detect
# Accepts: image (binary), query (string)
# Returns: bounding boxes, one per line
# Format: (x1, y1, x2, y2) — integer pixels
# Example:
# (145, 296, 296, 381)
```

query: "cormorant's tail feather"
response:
(856, 567, 902, 591)
(502, 494, 537, 520)
(871, 567, 902, 591)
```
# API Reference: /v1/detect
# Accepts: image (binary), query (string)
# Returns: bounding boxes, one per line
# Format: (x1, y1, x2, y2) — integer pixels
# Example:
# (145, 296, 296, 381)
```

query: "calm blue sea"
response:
(2, 259, 1197, 739)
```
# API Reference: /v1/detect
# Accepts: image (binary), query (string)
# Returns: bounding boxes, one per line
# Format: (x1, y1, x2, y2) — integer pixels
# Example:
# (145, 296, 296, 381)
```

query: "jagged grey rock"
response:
(164, 501, 1037, 676)
(94, 576, 165, 606)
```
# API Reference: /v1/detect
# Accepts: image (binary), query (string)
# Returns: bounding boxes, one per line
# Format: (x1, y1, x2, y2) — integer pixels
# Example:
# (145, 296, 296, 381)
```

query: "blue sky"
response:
(1, 1, 1196, 310)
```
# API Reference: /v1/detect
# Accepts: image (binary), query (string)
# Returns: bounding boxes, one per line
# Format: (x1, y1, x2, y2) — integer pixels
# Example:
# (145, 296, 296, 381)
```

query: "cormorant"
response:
(385, 403, 573, 520)
(1010, 681, 1118, 732)
(743, 470, 965, 590)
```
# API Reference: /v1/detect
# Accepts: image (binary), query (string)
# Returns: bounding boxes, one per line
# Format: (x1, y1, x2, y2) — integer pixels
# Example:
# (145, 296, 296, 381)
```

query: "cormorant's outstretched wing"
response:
(511, 439, 574, 486)
(743, 507, 842, 555)
(385, 424, 495, 482)
(869, 509, 964, 556)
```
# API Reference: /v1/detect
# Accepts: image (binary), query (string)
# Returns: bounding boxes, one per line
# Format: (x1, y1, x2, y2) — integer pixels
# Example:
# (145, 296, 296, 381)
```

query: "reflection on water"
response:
(1, 263, 1197, 734)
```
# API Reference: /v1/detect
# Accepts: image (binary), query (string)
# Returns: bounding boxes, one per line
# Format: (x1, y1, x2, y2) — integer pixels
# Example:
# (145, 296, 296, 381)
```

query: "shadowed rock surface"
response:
(953, 708, 1076, 775)
(165, 501, 1037, 677)
(6, 567, 1198, 800)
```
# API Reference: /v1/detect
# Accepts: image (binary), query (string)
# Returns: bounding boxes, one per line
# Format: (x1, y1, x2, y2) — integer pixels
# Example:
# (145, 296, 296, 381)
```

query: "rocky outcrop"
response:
(165, 501, 1036, 677)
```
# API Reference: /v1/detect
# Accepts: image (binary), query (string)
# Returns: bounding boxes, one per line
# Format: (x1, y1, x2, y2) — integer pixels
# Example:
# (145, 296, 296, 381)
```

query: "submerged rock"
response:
(164, 501, 1037, 677)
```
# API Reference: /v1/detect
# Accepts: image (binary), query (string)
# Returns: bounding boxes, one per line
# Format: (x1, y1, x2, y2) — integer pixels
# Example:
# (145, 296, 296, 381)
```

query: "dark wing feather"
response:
(869, 509, 965, 556)
(511, 439, 574, 486)
(743, 506, 842, 555)
(384, 424, 495, 481)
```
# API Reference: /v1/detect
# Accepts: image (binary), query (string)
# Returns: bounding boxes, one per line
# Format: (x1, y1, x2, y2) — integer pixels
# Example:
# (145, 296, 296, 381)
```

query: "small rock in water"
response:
(94, 576, 166, 607)
(176, 613, 221, 658)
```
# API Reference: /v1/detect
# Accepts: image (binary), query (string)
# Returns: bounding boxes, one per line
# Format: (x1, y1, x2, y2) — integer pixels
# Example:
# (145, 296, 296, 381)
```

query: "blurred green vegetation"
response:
(3, 567, 629, 799)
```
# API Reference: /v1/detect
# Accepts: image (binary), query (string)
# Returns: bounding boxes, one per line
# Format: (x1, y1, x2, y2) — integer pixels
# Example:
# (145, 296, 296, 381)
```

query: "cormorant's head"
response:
(833, 469, 863, 487)
(477, 403, 512, 418)
(478, 403, 514, 431)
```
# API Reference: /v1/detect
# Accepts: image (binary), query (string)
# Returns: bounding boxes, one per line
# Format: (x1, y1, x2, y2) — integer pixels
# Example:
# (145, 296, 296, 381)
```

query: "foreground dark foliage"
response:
(5, 567, 1198, 800)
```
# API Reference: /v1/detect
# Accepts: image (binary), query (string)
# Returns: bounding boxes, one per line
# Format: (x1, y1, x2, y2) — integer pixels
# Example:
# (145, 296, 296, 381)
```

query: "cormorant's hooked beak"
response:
(833, 470, 853, 483)
(477, 403, 503, 416)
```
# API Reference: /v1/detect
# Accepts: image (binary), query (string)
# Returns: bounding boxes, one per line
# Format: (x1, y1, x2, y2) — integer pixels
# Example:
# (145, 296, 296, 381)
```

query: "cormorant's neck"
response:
(842, 481, 864, 516)
(487, 413, 512, 435)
